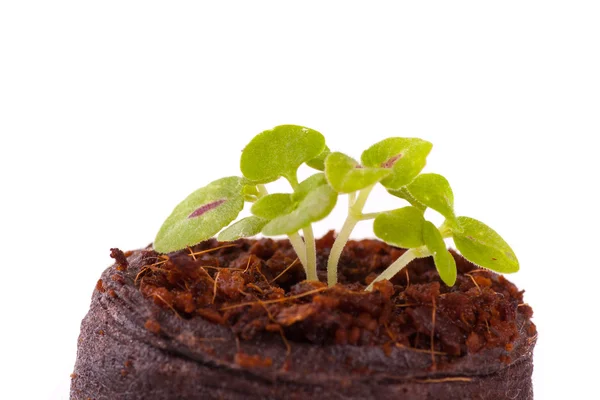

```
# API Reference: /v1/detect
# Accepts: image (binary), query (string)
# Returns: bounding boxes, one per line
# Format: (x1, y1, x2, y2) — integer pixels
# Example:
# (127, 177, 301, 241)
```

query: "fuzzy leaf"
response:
(293, 173, 328, 201)
(453, 217, 519, 273)
(217, 216, 267, 241)
(324, 152, 391, 193)
(406, 173, 456, 223)
(154, 177, 245, 253)
(423, 221, 457, 286)
(251, 193, 294, 220)
(373, 206, 425, 249)
(306, 145, 331, 171)
(240, 125, 326, 183)
(361, 138, 432, 189)
(262, 184, 338, 235)
(387, 187, 427, 211)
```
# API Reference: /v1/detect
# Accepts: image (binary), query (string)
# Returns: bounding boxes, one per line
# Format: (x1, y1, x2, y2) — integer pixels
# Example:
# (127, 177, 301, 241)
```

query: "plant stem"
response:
(359, 211, 379, 220)
(260, 181, 309, 276)
(364, 246, 430, 291)
(303, 225, 318, 281)
(284, 172, 319, 282)
(327, 184, 376, 286)
(327, 215, 358, 286)
(288, 232, 308, 272)
(438, 219, 454, 238)
(352, 184, 375, 214)
(348, 191, 357, 207)
(257, 184, 269, 197)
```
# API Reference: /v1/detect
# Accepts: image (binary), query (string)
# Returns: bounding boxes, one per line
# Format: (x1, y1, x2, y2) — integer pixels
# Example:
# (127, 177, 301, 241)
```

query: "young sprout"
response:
(154, 125, 335, 281)
(154, 125, 519, 292)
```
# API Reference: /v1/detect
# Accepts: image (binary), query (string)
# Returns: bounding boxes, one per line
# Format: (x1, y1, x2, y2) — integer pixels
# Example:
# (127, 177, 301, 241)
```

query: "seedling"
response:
(154, 125, 519, 290)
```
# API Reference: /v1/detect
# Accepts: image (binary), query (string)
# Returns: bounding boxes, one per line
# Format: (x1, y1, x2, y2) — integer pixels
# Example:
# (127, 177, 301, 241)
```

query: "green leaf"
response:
(361, 138, 432, 189)
(324, 152, 391, 193)
(262, 184, 338, 235)
(154, 177, 245, 253)
(293, 173, 328, 201)
(406, 173, 456, 222)
(388, 187, 427, 211)
(217, 216, 267, 241)
(240, 125, 326, 184)
(306, 145, 331, 171)
(452, 216, 519, 273)
(373, 206, 425, 249)
(251, 193, 294, 219)
(422, 221, 457, 286)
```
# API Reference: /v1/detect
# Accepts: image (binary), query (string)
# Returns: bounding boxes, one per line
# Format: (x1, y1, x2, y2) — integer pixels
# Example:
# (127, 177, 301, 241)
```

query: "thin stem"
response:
(257, 184, 269, 197)
(326, 184, 376, 286)
(351, 184, 375, 216)
(327, 216, 358, 286)
(288, 232, 308, 273)
(285, 173, 299, 190)
(257, 182, 309, 275)
(348, 192, 357, 208)
(365, 246, 430, 291)
(303, 225, 318, 281)
(359, 211, 380, 220)
(438, 219, 454, 238)
(359, 208, 404, 221)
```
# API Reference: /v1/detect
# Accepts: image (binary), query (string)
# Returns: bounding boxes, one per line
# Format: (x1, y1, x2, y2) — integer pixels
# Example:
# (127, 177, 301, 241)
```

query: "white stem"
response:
(303, 226, 318, 281)
(352, 184, 375, 215)
(288, 232, 308, 273)
(365, 247, 430, 291)
(326, 185, 376, 286)
(348, 191, 357, 208)
(257, 184, 269, 197)
(327, 215, 358, 286)
(359, 212, 379, 220)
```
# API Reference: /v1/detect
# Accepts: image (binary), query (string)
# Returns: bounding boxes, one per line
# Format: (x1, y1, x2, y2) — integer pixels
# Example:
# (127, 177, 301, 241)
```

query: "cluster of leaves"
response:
(154, 125, 519, 290)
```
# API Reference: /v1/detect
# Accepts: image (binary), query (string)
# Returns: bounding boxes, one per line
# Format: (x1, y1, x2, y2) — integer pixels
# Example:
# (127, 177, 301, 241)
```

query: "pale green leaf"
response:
(251, 193, 294, 219)
(154, 177, 245, 253)
(361, 138, 432, 189)
(453, 216, 519, 273)
(240, 125, 325, 183)
(423, 221, 457, 286)
(373, 206, 425, 248)
(262, 184, 338, 235)
(406, 173, 456, 222)
(387, 187, 427, 211)
(324, 152, 391, 193)
(306, 145, 331, 171)
(293, 173, 328, 201)
(217, 216, 267, 241)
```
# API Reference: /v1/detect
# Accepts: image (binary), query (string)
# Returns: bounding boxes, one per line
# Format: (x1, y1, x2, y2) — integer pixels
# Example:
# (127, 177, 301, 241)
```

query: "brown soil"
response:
(126, 231, 535, 362)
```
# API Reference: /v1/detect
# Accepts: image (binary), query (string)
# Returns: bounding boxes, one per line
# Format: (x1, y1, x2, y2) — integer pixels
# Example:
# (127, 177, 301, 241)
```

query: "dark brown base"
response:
(71, 251, 535, 400)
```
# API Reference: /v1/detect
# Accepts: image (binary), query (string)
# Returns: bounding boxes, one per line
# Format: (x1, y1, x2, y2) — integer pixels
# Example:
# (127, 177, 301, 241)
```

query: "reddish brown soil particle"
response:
(144, 319, 161, 334)
(110, 248, 129, 270)
(499, 355, 512, 364)
(117, 231, 535, 358)
(234, 352, 273, 368)
(108, 289, 117, 298)
(95, 279, 105, 293)
(70, 373, 77, 379)
(111, 274, 125, 284)
(98, 330, 105, 336)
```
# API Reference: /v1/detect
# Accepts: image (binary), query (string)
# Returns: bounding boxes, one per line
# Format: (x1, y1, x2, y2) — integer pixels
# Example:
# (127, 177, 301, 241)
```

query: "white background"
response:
(1, 2, 599, 399)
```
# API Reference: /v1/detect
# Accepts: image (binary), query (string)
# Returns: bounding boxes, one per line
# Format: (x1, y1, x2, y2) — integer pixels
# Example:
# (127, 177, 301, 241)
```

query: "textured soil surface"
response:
(71, 232, 537, 399)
